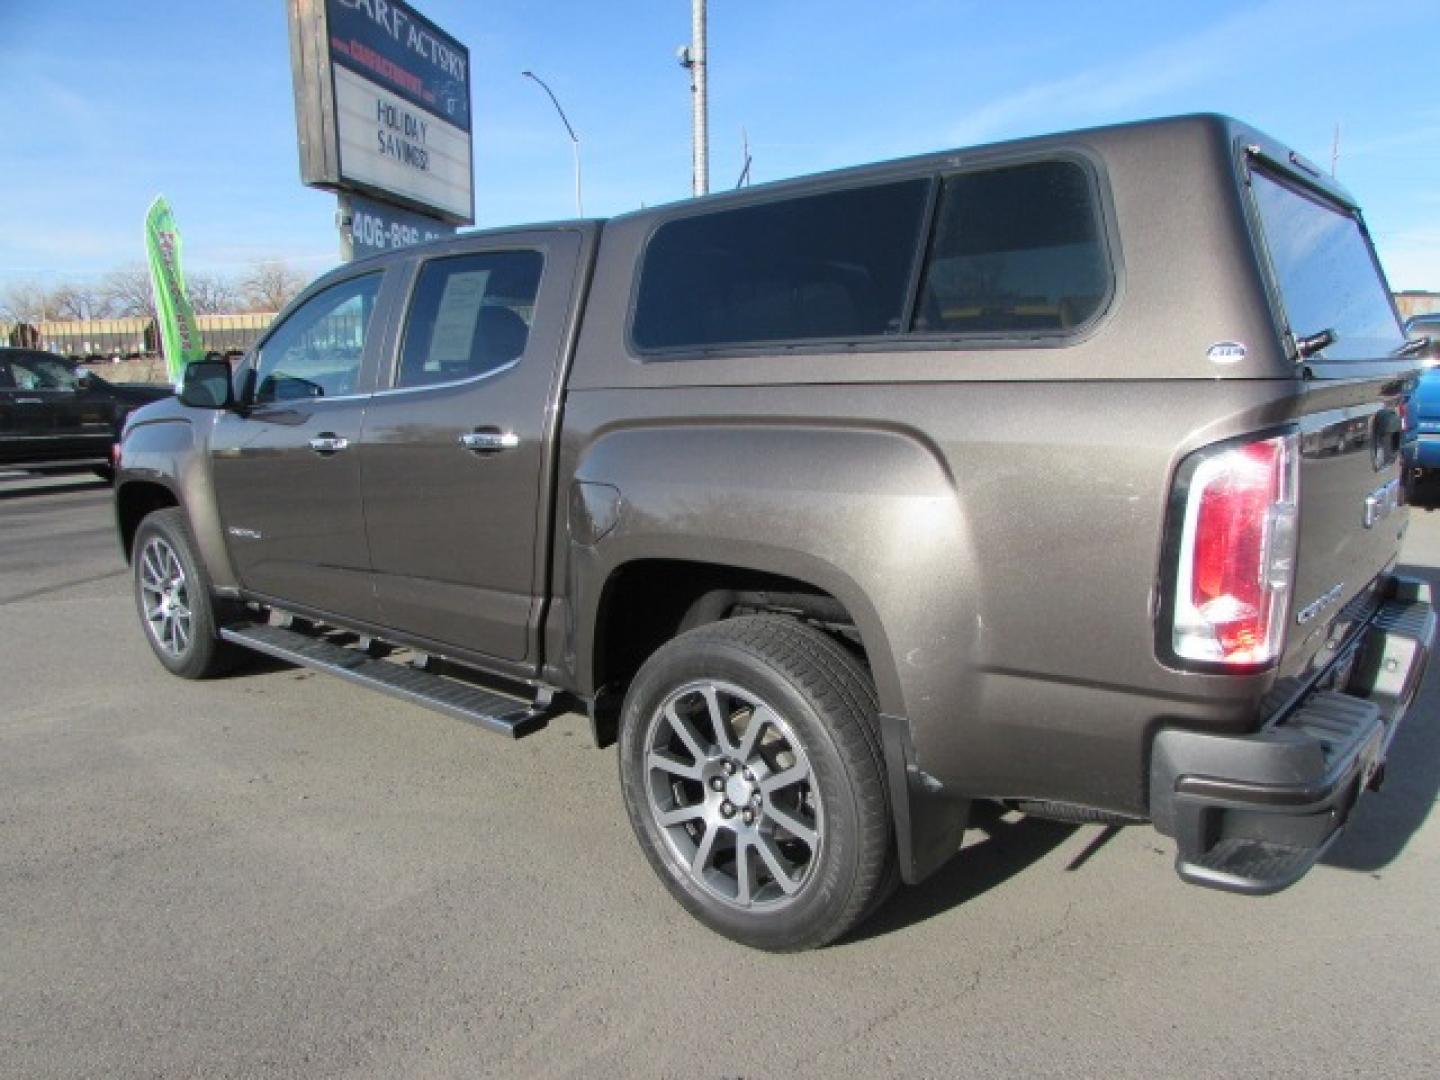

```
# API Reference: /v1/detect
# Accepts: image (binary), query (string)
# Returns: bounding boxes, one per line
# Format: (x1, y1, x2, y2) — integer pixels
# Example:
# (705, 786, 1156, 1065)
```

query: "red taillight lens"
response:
(1171, 434, 1298, 667)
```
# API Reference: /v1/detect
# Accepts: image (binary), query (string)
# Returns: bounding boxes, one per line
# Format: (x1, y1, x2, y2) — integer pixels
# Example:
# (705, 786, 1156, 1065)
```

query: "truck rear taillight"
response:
(1169, 433, 1299, 668)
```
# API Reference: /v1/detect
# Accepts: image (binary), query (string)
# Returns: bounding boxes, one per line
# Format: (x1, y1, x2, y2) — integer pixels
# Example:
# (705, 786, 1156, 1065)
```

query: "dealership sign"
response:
(289, 0, 474, 226)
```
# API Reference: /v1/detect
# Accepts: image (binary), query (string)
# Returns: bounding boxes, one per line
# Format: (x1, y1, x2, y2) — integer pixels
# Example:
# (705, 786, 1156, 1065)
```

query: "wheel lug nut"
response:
(720, 801, 735, 818)
(742, 768, 754, 782)
(710, 776, 725, 792)
(742, 810, 754, 825)
(723, 760, 737, 775)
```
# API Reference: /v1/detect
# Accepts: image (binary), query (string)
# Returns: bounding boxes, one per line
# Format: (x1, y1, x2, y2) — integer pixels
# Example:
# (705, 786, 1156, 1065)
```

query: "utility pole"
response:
(678, 0, 709, 196)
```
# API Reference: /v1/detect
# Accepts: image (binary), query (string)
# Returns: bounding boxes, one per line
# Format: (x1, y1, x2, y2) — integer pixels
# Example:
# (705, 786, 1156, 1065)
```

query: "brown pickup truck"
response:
(116, 114, 1434, 951)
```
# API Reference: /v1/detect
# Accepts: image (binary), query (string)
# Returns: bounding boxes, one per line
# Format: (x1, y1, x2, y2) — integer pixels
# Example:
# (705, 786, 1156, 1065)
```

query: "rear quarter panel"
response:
(557, 380, 1318, 815)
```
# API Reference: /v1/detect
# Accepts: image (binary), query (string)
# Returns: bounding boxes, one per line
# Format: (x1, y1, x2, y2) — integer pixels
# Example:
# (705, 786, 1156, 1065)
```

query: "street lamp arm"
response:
(521, 70, 579, 145)
(521, 70, 584, 217)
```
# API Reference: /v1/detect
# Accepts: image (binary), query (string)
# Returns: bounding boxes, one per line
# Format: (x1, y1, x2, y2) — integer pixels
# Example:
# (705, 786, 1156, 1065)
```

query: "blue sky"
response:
(2, 0, 1438, 291)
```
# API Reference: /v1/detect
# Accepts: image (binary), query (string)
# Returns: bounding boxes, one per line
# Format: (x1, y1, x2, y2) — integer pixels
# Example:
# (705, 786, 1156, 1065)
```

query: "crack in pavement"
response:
(0, 568, 128, 606)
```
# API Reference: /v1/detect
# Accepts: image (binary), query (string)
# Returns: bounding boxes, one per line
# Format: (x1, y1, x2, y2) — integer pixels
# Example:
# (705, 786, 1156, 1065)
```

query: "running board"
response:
(219, 622, 556, 738)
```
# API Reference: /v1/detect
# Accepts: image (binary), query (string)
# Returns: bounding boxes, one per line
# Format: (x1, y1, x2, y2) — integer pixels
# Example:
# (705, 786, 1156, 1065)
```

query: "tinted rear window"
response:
(632, 179, 931, 350)
(914, 161, 1108, 334)
(1251, 170, 1405, 361)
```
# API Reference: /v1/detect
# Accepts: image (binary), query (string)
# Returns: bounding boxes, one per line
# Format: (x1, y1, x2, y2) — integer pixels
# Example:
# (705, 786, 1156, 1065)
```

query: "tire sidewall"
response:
(132, 510, 221, 679)
(619, 630, 872, 951)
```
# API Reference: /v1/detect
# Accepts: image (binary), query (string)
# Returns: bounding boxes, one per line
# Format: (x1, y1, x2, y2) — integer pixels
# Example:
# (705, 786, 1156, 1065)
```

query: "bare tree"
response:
(240, 260, 306, 313)
(0, 280, 60, 324)
(51, 283, 111, 321)
(102, 265, 158, 319)
(187, 271, 241, 315)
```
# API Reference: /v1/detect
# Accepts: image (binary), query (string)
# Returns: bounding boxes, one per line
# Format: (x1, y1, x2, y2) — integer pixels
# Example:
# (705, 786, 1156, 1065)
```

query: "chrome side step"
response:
(219, 622, 557, 738)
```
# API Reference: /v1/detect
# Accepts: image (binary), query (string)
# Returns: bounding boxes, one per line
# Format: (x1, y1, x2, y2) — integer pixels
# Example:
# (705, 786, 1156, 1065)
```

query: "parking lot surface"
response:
(3, 471, 1439, 1079)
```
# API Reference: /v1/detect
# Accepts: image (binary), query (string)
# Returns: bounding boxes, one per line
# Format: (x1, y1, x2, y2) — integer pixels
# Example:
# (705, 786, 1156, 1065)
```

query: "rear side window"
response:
(632, 179, 931, 350)
(914, 161, 1108, 335)
(1250, 169, 1405, 361)
(397, 251, 544, 388)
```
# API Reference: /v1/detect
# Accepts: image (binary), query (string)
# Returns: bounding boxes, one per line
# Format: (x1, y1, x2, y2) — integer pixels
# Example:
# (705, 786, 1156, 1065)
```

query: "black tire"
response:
(618, 615, 895, 951)
(132, 507, 239, 679)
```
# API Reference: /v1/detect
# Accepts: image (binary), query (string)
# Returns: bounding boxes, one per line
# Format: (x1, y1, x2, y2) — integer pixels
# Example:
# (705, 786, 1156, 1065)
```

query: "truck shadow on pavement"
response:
(848, 803, 1079, 942)
(1321, 562, 1440, 875)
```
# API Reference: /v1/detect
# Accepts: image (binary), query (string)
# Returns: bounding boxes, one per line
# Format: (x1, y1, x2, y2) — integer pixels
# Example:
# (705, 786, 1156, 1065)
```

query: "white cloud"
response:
(1376, 226, 1440, 293)
(947, 0, 1425, 147)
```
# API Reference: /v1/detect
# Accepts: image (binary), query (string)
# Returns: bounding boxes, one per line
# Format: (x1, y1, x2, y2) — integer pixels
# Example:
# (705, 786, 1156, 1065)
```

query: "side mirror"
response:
(178, 360, 236, 410)
(74, 367, 95, 390)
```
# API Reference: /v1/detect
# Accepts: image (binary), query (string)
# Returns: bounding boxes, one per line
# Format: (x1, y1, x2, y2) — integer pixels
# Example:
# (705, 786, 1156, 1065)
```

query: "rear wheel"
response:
(618, 616, 894, 951)
(132, 508, 238, 679)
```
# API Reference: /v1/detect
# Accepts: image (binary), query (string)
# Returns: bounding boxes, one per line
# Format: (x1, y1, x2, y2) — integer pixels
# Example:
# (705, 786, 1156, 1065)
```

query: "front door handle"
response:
(459, 430, 520, 454)
(308, 432, 350, 455)
(16, 397, 43, 405)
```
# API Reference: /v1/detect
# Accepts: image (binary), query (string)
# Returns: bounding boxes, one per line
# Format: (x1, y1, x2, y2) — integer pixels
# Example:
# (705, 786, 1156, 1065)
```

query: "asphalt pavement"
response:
(3, 470, 1439, 1079)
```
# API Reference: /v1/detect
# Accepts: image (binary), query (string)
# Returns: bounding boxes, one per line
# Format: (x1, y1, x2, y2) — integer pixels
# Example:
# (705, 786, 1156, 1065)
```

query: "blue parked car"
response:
(1405, 314, 1440, 507)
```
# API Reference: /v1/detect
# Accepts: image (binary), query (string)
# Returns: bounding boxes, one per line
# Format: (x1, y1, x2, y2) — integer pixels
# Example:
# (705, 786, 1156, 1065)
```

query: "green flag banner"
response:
(144, 196, 205, 383)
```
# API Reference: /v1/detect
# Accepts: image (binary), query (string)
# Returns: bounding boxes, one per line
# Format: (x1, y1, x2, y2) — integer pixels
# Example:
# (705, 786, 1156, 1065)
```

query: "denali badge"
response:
(227, 526, 263, 541)
(1296, 582, 1345, 625)
(1206, 341, 1246, 364)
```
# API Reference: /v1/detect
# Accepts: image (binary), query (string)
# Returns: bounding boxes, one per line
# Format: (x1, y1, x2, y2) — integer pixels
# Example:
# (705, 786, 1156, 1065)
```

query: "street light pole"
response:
(521, 70, 584, 217)
(690, 0, 709, 195)
(677, 0, 709, 196)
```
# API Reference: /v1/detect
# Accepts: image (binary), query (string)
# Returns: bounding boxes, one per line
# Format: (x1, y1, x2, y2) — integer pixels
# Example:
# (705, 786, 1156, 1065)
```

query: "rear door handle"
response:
(308, 433, 350, 455)
(459, 430, 520, 454)
(16, 397, 43, 405)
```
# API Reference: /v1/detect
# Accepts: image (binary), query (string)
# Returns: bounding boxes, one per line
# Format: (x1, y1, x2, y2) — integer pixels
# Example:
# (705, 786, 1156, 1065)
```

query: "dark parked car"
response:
(0, 347, 171, 479)
(116, 115, 1433, 950)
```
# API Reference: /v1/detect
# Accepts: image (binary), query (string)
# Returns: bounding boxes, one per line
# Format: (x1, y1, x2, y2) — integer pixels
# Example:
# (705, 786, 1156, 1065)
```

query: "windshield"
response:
(1250, 169, 1405, 361)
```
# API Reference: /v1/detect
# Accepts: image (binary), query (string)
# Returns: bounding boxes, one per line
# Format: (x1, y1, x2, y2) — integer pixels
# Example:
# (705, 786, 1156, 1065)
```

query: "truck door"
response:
(6, 352, 108, 462)
(0, 358, 19, 465)
(359, 229, 583, 663)
(210, 270, 389, 622)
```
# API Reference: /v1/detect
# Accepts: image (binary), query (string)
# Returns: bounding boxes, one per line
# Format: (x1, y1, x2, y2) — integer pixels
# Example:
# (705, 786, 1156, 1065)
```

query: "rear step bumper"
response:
(219, 622, 559, 737)
(1150, 576, 1435, 895)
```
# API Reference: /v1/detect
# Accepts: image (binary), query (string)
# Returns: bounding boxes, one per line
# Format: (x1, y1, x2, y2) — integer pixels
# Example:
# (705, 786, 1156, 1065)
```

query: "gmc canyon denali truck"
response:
(116, 115, 1435, 951)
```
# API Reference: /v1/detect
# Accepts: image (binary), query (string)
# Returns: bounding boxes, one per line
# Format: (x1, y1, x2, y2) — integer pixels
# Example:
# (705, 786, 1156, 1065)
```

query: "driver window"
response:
(11, 355, 78, 391)
(254, 273, 381, 404)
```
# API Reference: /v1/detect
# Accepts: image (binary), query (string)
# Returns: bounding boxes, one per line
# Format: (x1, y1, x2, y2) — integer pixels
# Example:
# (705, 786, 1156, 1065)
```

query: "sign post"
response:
(288, 0, 472, 259)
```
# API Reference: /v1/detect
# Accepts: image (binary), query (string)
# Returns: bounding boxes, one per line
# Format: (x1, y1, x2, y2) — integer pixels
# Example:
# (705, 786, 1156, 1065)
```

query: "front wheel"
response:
(618, 616, 894, 951)
(132, 507, 238, 679)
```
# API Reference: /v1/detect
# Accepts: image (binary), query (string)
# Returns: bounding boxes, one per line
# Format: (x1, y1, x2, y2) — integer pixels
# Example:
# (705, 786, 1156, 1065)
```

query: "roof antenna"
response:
(1330, 121, 1340, 178)
(736, 127, 752, 189)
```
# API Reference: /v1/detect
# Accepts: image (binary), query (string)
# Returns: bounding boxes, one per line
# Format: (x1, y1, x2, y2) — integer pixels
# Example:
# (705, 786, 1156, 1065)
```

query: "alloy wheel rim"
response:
(139, 537, 193, 658)
(644, 679, 823, 911)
